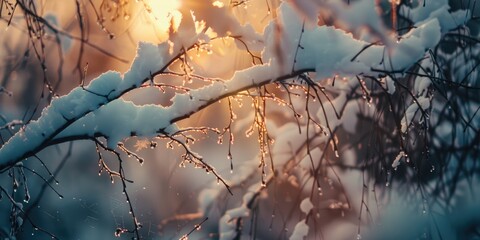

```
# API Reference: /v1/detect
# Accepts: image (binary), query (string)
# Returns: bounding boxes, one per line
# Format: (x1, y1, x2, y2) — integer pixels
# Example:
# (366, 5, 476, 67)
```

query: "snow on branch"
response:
(0, 26, 201, 170)
(263, 2, 445, 80)
(400, 0, 471, 32)
(0, 1, 466, 174)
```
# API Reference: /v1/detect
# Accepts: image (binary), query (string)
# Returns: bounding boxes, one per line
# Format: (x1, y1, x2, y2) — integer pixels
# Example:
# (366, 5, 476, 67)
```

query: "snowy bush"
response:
(0, 0, 479, 239)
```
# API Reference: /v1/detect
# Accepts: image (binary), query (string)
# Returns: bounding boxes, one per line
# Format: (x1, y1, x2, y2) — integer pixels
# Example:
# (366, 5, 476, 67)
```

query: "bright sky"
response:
(146, 0, 182, 29)
(132, 0, 183, 43)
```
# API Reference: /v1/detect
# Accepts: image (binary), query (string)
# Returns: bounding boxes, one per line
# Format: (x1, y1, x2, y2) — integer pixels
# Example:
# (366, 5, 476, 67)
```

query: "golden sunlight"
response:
(131, 0, 183, 43)
(145, 0, 182, 30)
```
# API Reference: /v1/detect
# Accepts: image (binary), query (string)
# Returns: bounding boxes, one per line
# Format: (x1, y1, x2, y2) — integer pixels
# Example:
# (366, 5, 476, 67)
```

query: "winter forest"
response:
(0, 0, 479, 239)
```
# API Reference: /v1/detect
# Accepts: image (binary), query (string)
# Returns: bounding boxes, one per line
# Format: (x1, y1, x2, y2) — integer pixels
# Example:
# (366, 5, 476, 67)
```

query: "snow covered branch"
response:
(1, 0, 478, 239)
(0, 0, 460, 172)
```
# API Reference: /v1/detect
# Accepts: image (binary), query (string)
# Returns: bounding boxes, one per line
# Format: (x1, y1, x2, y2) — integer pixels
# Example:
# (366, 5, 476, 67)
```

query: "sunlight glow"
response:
(131, 0, 183, 42)
(212, 1, 225, 8)
(145, 0, 182, 31)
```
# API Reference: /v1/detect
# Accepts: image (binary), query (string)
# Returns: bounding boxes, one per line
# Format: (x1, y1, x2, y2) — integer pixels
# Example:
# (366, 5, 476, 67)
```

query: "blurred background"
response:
(1, 0, 480, 239)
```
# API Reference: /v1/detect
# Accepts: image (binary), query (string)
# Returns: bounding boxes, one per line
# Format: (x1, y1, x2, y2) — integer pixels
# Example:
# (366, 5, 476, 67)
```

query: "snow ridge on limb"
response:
(263, 2, 442, 80)
(0, 21, 201, 170)
(56, 65, 282, 144)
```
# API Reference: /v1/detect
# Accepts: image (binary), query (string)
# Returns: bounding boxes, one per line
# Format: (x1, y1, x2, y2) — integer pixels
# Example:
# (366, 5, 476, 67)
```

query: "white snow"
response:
(401, 96, 430, 133)
(289, 220, 309, 240)
(121, 42, 167, 90)
(0, 0, 465, 170)
(0, 1, 477, 240)
(57, 100, 176, 149)
(0, 28, 198, 167)
(262, 2, 444, 80)
(402, 0, 471, 33)
(382, 77, 396, 95)
(326, 0, 394, 46)
(392, 151, 405, 168)
(218, 183, 265, 240)
(183, 0, 263, 51)
(300, 197, 313, 214)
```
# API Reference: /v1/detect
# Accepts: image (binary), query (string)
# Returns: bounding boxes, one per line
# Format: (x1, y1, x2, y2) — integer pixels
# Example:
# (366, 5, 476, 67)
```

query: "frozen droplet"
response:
(24, 193, 30, 203)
